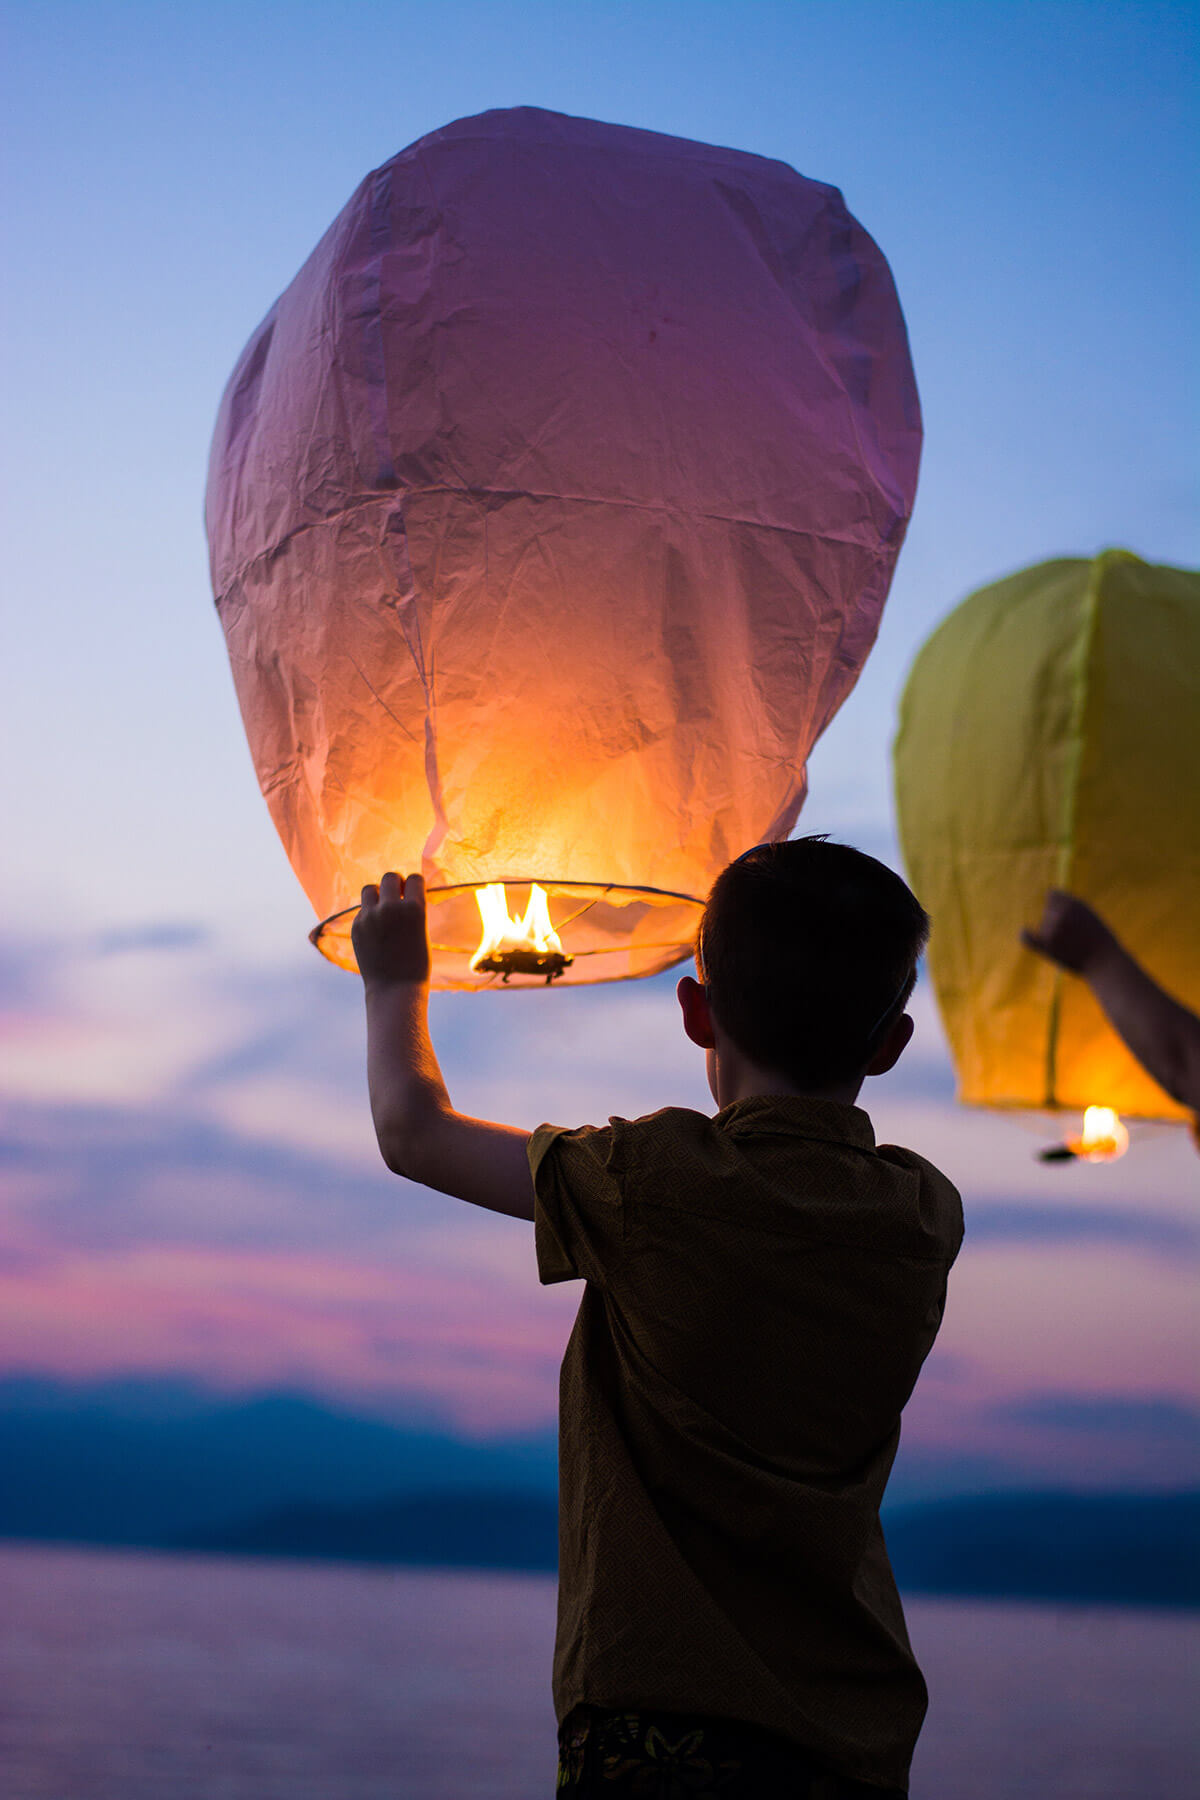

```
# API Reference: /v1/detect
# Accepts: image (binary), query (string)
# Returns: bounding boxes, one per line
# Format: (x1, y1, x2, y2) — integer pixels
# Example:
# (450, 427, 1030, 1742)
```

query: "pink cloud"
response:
(0, 1236, 575, 1434)
(1, 926, 1197, 1471)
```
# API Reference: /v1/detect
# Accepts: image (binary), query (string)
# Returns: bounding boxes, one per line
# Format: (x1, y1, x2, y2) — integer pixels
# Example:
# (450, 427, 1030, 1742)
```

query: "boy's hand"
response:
(352, 871, 432, 987)
(1021, 889, 1117, 977)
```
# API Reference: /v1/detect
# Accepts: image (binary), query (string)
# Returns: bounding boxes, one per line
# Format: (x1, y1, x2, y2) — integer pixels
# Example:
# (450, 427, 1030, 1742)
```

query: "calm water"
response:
(0, 1545, 1196, 1799)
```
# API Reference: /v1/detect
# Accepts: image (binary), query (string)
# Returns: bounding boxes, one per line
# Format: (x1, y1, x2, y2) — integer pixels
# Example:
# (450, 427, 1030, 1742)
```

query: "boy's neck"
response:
(710, 1035, 864, 1111)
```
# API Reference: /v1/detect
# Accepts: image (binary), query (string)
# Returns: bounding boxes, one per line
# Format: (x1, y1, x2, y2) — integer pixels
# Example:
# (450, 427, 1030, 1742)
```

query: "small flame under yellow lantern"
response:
(1071, 1107, 1130, 1163)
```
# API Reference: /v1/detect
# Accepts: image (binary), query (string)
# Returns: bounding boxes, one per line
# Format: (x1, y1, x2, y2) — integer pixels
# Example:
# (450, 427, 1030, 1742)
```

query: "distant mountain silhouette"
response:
(884, 1491, 1200, 1608)
(0, 1377, 556, 1545)
(174, 1487, 1200, 1607)
(177, 1490, 560, 1571)
(4, 1379, 1197, 1607)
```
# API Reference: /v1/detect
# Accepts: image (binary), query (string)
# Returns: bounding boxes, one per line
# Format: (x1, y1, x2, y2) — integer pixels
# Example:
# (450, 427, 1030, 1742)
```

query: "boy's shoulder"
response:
(870, 1138, 964, 1260)
(539, 1097, 956, 1176)
(536, 1099, 962, 1246)
(620, 1096, 955, 1186)
(529, 1105, 714, 1185)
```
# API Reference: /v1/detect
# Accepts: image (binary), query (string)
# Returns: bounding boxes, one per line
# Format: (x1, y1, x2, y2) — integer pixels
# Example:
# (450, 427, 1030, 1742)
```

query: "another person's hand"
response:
(1021, 889, 1117, 976)
(352, 871, 432, 987)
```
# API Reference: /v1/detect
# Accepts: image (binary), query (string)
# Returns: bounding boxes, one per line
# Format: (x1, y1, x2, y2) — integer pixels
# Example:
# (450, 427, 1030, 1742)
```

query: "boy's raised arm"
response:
(352, 873, 536, 1221)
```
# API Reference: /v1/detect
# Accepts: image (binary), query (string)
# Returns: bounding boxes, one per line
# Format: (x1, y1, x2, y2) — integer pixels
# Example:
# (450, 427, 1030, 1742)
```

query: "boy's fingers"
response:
(379, 871, 403, 901)
(360, 884, 380, 910)
(404, 872, 426, 908)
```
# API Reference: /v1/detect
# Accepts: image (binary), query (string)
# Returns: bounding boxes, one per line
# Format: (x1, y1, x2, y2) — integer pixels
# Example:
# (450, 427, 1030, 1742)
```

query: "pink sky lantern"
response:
(206, 107, 920, 988)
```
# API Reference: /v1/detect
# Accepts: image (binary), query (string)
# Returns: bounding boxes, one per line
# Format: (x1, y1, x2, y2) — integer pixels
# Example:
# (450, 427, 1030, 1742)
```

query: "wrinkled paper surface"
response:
(895, 551, 1200, 1120)
(207, 107, 921, 979)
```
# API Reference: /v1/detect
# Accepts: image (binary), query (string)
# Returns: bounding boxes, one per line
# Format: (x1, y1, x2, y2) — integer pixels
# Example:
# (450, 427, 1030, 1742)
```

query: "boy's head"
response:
(683, 837, 929, 1098)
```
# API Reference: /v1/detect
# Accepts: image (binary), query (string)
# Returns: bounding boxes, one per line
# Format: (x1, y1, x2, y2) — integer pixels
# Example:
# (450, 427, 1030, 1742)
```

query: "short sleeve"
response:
(529, 1121, 627, 1286)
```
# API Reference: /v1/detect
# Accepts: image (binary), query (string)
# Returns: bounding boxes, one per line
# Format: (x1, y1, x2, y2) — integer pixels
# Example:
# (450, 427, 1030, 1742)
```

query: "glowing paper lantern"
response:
(894, 550, 1200, 1125)
(207, 107, 920, 987)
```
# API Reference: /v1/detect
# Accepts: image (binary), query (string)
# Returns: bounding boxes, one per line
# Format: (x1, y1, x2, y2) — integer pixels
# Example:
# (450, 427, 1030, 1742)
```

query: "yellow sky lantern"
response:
(205, 109, 920, 989)
(894, 550, 1200, 1149)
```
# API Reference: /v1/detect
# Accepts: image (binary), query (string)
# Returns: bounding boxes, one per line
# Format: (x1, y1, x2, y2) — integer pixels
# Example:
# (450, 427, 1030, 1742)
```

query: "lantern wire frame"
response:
(310, 879, 705, 989)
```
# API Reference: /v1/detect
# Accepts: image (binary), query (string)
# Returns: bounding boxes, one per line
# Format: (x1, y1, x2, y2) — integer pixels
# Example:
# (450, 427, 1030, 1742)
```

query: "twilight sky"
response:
(2, 0, 1198, 1497)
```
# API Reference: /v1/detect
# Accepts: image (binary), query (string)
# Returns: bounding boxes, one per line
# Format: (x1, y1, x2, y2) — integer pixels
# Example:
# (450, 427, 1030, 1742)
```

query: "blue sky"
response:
(1, 1, 1198, 1494)
(4, 0, 1196, 926)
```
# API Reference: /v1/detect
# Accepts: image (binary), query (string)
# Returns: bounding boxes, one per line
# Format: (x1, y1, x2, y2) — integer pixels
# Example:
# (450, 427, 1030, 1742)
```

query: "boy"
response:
(352, 838, 962, 1797)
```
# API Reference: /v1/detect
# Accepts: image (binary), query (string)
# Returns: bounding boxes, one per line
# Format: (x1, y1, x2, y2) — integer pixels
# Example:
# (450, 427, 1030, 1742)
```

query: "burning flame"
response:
(470, 883, 565, 973)
(1069, 1105, 1130, 1163)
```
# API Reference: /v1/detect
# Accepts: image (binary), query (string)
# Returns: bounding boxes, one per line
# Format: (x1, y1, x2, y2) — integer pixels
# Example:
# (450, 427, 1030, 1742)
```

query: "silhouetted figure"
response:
(351, 840, 962, 1797)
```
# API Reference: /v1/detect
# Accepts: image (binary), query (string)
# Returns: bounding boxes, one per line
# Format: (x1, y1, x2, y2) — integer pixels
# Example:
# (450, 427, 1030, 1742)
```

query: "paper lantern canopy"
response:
(895, 550, 1200, 1126)
(206, 107, 921, 988)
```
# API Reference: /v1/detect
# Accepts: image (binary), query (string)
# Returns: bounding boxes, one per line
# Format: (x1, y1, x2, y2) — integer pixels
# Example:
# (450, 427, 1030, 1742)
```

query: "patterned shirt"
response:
(530, 1096, 963, 1792)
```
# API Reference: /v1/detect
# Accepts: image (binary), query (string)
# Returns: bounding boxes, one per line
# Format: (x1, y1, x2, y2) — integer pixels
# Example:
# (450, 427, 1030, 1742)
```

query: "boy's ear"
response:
(865, 1011, 914, 1077)
(677, 974, 717, 1050)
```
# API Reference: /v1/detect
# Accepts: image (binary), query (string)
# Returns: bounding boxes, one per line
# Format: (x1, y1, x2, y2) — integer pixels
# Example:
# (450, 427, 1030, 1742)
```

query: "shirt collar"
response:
(715, 1093, 876, 1151)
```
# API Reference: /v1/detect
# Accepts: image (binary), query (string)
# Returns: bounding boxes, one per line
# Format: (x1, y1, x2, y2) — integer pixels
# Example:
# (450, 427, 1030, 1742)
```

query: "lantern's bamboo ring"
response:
(310, 879, 705, 988)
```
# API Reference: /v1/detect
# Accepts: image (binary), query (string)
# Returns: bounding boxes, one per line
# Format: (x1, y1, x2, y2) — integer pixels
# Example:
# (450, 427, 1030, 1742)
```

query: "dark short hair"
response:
(696, 837, 930, 1090)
